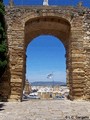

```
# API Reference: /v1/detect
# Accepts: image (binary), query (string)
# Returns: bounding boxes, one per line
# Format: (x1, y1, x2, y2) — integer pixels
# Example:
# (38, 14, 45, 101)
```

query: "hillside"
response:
(31, 81, 66, 86)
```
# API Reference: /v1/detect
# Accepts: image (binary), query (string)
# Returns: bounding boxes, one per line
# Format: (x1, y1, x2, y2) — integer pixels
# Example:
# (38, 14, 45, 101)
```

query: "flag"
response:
(47, 73, 53, 79)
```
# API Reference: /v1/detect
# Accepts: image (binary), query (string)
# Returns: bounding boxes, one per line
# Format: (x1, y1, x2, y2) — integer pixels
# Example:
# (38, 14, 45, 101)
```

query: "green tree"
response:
(0, 0, 7, 79)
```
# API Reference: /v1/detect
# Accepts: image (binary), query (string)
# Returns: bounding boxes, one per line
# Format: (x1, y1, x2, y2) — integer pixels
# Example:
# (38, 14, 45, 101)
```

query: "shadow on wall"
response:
(0, 66, 11, 102)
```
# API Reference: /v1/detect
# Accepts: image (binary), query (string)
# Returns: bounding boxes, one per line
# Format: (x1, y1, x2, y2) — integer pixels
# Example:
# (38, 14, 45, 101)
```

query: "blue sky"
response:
(4, 0, 90, 83)
(26, 35, 66, 82)
(4, 0, 90, 7)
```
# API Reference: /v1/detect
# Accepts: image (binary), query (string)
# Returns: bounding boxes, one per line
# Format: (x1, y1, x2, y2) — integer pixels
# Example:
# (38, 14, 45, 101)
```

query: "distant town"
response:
(23, 80, 69, 100)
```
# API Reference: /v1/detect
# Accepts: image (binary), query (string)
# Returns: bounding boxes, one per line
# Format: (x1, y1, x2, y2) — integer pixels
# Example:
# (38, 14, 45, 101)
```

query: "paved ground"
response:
(0, 100, 90, 120)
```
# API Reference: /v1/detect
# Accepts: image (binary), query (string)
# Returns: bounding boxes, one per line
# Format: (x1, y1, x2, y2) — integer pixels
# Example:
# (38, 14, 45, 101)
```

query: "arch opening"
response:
(26, 35, 66, 82)
(23, 16, 71, 100)
(24, 35, 69, 100)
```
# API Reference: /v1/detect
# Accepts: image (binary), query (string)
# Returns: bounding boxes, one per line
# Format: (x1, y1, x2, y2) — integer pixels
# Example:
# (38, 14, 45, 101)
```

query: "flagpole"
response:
(52, 72, 54, 91)
(47, 72, 54, 91)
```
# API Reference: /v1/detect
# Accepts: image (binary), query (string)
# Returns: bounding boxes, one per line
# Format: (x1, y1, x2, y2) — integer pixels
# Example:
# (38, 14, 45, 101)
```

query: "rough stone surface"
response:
(0, 5, 90, 101)
(24, 80, 32, 95)
(0, 100, 90, 120)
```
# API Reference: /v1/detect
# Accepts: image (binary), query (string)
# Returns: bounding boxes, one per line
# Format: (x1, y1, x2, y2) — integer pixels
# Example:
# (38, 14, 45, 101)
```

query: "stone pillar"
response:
(7, 29, 25, 101)
(66, 35, 73, 99)
(24, 80, 32, 95)
(85, 50, 90, 100)
(83, 10, 90, 100)
(69, 16, 85, 100)
(66, 39, 71, 89)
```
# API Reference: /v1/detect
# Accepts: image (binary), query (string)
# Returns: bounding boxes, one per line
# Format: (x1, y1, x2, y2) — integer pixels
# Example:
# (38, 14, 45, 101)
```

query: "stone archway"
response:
(23, 16, 71, 100)
(1, 6, 89, 101)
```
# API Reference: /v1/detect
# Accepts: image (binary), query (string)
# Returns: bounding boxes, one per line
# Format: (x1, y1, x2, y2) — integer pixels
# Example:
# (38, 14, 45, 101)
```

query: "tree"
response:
(0, 0, 7, 79)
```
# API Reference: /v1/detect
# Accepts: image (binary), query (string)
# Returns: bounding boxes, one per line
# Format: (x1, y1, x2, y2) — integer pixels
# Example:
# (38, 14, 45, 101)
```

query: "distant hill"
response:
(31, 81, 66, 86)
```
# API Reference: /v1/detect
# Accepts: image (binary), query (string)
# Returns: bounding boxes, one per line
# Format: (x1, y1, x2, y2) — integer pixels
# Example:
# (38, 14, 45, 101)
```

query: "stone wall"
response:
(83, 10, 90, 100)
(0, 5, 90, 101)
(24, 80, 32, 95)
